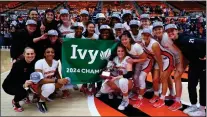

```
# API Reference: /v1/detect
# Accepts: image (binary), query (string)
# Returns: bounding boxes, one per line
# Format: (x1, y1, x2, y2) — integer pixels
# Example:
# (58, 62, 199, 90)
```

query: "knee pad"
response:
(138, 71, 147, 89)
(100, 81, 113, 94)
(41, 84, 55, 98)
(119, 78, 128, 93)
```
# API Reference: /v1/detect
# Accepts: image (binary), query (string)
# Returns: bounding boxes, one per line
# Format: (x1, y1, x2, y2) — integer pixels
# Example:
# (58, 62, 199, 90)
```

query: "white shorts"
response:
(154, 56, 175, 71)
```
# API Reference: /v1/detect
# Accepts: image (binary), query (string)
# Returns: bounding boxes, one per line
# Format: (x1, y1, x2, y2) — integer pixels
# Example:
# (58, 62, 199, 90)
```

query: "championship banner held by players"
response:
(62, 38, 118, 84)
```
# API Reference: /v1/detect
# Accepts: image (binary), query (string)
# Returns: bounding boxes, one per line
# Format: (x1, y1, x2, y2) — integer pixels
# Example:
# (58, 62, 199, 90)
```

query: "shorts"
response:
(141, 57, 154, 74)
(154, 52, 175, 71)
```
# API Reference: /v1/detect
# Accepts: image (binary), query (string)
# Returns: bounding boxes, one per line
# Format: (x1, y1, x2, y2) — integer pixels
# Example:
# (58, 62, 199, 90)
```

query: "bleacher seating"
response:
(167, 1, 205, 12)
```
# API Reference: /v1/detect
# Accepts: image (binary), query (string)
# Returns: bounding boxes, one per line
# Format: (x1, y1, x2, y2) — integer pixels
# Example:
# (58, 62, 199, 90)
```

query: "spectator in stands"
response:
(2, 47, 36, 112)
(83, 21, 98, 40)
(79, 10, 90, 33)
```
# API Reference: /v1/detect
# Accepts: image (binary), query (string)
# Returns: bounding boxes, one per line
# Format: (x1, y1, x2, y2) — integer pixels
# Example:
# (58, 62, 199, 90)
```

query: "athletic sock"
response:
(160, 95, 165, 100)
(123, 96, 129, 101)
(154, 91, 159, 96)
(175, 97, 181, 102)
(138, 95, 143, 100)
(169, 88, 175, 96)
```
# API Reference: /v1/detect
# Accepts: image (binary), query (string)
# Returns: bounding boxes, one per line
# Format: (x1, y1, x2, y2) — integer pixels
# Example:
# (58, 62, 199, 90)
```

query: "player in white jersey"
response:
(152, 21, 186, 111)
(98, 44, 134, 110)
(34, 47, 71, 112)
(129, 20, 142, 43)
(140, 28, 175, 108)
(66, 22, 85, 39)
(58, 9, 74, 38)
(120, 31, 154, 107)
(114, 23, 124, 41)
(139, 14, 153, 34)
(95, 13, 106, 35)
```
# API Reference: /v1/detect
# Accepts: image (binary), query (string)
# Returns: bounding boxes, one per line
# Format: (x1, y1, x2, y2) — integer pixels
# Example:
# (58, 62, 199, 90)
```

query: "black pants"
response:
(2, 85, 28, 102)
(188, 61, 206, 106)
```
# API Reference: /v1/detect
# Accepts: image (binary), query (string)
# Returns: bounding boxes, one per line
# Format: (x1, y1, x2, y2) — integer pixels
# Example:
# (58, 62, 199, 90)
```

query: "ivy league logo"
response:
(70, 45, 111, 64)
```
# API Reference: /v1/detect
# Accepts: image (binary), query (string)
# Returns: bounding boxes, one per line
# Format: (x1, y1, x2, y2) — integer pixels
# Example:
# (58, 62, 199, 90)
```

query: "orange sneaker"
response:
(165, 95, 175, 100)
(168, 101, 182, 111)
(153, 99, 165, 108)
(133, 98, 143, 108)
(149, 95, 159, 104)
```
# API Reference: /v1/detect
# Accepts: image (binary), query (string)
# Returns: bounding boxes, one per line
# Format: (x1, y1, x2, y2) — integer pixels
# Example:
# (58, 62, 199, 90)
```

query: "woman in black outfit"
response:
(42, 9, 59, 34)
(2, 47, 36, 112)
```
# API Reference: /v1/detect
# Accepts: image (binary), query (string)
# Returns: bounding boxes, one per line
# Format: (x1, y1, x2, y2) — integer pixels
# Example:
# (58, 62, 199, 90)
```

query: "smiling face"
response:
(141, 19, 150, 28)
(44, 48, 55, 61)
(26, 24, 37, 33)
(130, 25, 139, 35)
(46, 12, 54, 22)
(80, 14, 89, 24)
(153, 27, 164, 39)
(75, 26, 83, 37)
(87, 23, 95, 34)
(142, 33, 151, 45)
(115, 28, 123, 37)
(29, 11, 38, 21)
(100, 29, 110, 39)
(111, 18, 120, 27)
(123, 14, 132, 24)
(24, 48, 35, 63)
(166, 28, 178, 40)
(121, 35, 131, 48)
(117, 46, 126, 60)
(49, 35, 58, 44)
(60, 14, 69, 23)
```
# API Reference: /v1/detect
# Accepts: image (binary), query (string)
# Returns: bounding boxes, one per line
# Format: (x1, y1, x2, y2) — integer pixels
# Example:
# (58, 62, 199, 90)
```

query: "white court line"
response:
(87, 95, 100, 116)
(1, 71, 10, 76)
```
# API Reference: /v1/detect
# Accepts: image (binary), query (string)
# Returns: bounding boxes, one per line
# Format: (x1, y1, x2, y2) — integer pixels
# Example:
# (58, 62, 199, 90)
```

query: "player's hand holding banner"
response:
(62, 38, 118, 84)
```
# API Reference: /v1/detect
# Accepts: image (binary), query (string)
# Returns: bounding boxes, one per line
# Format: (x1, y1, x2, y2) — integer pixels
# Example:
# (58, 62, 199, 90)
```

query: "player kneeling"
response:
(98, 44, 134, 110)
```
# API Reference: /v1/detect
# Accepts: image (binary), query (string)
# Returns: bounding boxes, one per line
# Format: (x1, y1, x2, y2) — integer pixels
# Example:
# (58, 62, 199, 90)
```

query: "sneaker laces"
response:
(120, 100, 128, 107)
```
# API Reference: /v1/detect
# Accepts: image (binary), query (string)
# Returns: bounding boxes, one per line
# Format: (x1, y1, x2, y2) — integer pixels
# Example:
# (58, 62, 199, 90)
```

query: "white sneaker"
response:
(108, 93, 113, 99)
(118, 99, 129, 110)
(95, 91, 102, 97)
(188, 109, 205, 116)
(183, 106, 198, 114)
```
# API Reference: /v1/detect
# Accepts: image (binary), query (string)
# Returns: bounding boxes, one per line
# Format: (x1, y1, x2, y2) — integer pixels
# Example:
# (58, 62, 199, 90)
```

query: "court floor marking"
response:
(87, 95, 100, 116)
